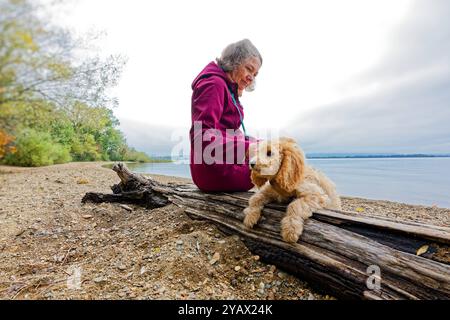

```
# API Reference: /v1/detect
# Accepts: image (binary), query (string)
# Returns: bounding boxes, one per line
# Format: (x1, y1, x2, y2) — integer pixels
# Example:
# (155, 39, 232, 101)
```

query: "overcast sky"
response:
(52, 0, 450, 156)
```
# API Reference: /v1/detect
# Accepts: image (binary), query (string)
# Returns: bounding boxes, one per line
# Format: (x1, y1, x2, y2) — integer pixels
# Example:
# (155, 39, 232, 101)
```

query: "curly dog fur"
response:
(243, 137, 341, 243)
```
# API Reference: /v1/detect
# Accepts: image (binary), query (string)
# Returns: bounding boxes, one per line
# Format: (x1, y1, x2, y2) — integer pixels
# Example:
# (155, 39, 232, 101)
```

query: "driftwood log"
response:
(82, 163, 450, 300)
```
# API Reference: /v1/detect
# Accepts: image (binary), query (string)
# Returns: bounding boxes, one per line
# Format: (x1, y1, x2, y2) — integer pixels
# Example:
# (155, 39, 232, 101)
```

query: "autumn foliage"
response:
(0, 130, 16, 159)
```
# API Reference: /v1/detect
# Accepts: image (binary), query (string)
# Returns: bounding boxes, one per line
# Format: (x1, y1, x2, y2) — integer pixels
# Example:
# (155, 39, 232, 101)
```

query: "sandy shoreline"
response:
(0, 162, 448, 300)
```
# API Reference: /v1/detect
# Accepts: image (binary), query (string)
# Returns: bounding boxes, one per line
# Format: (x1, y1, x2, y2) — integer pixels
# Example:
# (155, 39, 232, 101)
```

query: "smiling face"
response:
(228, 56, 261, 92)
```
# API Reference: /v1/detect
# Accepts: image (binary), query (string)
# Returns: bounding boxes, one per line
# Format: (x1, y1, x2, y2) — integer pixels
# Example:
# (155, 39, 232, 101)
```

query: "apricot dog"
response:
(243, 138, 341, 243)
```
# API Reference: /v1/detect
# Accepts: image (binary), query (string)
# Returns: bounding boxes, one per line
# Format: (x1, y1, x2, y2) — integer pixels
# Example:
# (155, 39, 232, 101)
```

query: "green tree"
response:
(0, 0, 153, 166)
(70, 133, 101, 161)
(98, 127, 128, 161)
(0, 0, 126, 110)
(124, 147, 153, 163)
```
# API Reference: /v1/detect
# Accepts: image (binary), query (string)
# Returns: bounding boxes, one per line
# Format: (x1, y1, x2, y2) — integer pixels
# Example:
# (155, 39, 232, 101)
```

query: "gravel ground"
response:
(0, 162, 448, 300)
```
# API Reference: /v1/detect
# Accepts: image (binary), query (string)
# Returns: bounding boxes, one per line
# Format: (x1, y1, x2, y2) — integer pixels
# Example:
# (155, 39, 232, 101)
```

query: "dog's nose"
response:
(249, 160, 256, 169)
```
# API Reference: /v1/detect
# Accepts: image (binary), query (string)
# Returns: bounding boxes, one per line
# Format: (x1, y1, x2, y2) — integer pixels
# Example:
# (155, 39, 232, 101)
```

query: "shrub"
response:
(4, 129, 71, 166)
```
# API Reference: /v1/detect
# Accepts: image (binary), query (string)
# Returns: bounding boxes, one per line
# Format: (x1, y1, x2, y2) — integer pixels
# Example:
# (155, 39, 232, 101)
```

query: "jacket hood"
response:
(191, 61, 237, 91)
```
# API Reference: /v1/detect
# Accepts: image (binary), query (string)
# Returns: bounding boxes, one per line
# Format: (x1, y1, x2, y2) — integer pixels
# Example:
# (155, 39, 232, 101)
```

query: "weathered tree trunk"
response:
(82, 163, 450, 300)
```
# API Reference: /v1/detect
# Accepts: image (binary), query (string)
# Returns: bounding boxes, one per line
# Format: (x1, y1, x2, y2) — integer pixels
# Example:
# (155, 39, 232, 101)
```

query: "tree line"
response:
(0, 0, 152, 166)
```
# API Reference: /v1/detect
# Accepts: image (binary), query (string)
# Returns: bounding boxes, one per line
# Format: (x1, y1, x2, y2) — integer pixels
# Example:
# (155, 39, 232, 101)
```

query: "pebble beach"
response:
(0, 162, 448, 300)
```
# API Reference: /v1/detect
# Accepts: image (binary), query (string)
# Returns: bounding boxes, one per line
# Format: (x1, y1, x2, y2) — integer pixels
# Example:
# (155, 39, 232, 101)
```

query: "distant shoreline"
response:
(151, 154, 450, 161)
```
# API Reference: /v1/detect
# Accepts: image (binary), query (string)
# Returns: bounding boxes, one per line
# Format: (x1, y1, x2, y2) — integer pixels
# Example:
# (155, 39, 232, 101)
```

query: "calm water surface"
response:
(125, 158, 450, 208)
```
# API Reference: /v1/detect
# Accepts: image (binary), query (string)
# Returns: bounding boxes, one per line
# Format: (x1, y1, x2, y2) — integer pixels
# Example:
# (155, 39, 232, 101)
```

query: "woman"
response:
(189, 39, 262, 192)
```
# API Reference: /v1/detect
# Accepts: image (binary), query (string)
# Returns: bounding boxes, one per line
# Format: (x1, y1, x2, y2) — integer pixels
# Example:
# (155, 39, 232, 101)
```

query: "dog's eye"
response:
(267, 151, 272, 157)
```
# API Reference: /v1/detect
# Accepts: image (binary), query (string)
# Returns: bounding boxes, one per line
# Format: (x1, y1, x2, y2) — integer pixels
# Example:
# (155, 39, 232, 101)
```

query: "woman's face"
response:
(229, 56, 261, 92)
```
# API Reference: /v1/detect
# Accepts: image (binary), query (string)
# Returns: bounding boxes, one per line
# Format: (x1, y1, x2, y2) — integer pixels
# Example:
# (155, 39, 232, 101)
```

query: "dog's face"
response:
(249, 140, 283, 178)
(249, 137, 305, 193)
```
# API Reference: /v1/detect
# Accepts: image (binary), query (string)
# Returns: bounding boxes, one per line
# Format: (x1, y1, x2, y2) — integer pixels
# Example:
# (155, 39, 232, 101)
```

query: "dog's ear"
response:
(278, 137, 296, 145)
(251, 170, 268, 188)
(274, 142, 305, 193)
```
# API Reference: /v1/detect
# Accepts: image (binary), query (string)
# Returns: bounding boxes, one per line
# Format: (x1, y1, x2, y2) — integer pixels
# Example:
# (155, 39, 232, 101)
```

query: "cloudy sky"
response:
(52, 0, 449, 156)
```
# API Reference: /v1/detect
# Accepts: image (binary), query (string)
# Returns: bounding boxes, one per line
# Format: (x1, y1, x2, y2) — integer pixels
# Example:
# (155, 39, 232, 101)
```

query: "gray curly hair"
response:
(216, 39, 262, 92)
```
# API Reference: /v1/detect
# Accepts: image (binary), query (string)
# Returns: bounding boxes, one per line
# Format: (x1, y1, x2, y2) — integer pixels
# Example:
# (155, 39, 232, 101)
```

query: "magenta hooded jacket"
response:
(189, 61, 255, 192)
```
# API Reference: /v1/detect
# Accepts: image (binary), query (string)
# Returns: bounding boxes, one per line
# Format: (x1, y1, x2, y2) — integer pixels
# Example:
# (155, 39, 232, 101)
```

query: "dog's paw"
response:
(281, 217, 304, 243)
(243, 207, 261, 228)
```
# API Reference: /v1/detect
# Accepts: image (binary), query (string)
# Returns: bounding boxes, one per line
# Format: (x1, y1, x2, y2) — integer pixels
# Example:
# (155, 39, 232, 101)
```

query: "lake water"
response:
(125, 158, 450, 208)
